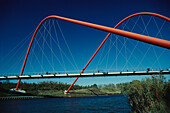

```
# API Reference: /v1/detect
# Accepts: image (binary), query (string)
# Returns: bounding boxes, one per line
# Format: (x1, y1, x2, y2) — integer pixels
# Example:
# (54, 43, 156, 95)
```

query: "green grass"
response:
(0, 82, 122, 97)
(37, 88, 121, 97)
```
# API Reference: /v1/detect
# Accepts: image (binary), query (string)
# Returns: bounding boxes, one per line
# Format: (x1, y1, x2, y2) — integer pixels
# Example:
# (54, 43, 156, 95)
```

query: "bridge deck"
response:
(0, 70, 170, 80)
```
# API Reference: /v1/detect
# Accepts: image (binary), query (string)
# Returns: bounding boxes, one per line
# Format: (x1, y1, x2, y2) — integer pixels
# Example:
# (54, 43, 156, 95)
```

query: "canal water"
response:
(0, 94, 131, 113)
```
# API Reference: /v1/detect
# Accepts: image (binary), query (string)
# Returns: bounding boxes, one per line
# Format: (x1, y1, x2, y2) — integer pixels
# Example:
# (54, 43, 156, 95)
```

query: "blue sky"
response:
(0, 0, 170, 86)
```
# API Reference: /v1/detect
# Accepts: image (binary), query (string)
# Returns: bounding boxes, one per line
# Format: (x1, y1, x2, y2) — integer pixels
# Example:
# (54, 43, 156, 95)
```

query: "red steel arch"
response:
(66, 12, 170, 93)
(16, 12, 170, 90)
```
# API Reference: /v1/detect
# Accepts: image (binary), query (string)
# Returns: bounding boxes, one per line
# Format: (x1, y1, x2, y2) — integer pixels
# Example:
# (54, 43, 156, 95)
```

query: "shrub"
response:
(123, 75, 169, 112)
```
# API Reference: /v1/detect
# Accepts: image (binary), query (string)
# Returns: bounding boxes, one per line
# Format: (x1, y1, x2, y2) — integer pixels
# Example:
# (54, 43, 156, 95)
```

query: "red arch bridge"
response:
(1, 12, 170, 93)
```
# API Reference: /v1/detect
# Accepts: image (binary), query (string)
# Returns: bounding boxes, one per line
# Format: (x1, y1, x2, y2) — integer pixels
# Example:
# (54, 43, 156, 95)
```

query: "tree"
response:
(91, 84, 98, 88)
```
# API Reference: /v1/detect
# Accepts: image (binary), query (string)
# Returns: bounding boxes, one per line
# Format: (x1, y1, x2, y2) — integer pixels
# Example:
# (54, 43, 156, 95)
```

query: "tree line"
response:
(0, 81, 100, 92)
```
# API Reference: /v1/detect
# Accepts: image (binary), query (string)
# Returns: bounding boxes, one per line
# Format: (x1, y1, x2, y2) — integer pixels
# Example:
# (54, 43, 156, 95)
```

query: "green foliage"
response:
(0, 82, 122, 97)
(91, 84, 98, 88)
(102, 83, 116, 91)
(20, 81, 87, 91)
(0, 82, 16, 90)
(0, 81, 91, 96)
(121, 75, 170, 112)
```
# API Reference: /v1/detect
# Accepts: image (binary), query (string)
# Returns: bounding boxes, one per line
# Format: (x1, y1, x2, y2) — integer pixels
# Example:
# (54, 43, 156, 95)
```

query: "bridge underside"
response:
(0, 70, 170, 80)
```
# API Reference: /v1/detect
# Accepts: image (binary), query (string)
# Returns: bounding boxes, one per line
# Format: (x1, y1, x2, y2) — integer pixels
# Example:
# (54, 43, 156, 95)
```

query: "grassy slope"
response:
(37, 88, 121, 97)
(0, 82, 121, 97)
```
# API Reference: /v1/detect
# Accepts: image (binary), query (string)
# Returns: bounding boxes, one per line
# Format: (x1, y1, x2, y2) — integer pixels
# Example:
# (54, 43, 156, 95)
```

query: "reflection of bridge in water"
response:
(1, 70, 170, 80)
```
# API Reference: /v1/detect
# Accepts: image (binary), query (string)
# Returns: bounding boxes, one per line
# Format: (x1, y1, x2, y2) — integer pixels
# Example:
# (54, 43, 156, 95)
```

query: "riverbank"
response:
(0, 87, 121, 100)
(37, 88, 121, 97)
(0, 96, 44, 100)
(0, 93, 123, 100)
(0, 82, 121, 99)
